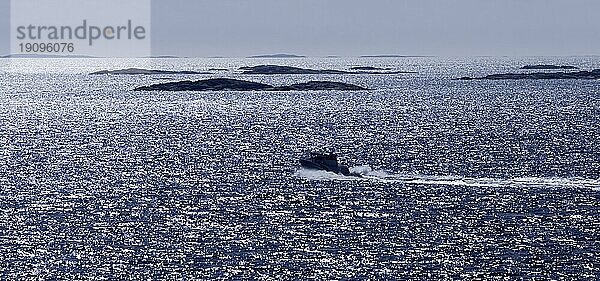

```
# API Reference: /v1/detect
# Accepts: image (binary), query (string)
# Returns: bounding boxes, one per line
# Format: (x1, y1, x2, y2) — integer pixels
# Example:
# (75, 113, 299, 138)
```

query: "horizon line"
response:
(2, 54, 600, 59)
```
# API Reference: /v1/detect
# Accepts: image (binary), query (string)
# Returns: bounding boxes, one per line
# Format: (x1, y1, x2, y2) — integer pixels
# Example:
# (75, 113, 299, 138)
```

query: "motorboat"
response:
(299, 152, 352, 176)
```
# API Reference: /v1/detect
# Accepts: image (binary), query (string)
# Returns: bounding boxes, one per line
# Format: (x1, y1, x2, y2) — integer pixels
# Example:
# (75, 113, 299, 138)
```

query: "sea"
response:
(0, 57, 599, 279)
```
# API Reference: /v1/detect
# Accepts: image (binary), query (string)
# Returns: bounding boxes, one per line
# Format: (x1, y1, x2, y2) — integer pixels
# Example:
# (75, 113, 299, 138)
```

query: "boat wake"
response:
(294, 168, 359, 181)
(295, 166, 600, 190)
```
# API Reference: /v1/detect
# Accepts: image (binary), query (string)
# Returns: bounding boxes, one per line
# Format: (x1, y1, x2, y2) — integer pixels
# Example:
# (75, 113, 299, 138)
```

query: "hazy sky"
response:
(2, 0, 600, 57)
(0, 0, 8, 55)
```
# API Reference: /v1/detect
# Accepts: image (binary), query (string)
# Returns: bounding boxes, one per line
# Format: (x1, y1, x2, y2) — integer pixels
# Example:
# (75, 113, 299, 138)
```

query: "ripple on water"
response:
(0, 57, 599, 279)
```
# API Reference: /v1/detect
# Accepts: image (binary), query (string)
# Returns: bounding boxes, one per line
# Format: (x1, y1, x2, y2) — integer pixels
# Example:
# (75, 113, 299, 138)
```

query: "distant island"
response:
(90, 68, 211, 75)
(239, 65, 415, 75)
(89, 65, 415, 76)
(240, 65, 347, 74)
(248, 54, 307, 58)
(520, 65, 578, 70)
(350, 66, 392, 71)
(457, 69, 600, 80)
(134, 78, 367, 92)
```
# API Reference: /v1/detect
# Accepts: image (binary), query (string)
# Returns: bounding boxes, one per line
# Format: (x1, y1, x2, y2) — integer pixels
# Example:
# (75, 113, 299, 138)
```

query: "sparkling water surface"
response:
(0, 57, 599, 279)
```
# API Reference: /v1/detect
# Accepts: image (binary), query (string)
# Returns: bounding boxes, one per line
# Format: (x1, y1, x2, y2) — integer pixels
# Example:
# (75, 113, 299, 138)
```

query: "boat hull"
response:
(299, 159, 351, 176)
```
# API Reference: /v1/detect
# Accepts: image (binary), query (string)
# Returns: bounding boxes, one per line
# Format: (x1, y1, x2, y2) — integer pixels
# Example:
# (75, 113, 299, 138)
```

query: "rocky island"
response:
(90, 68, 211, 75)
(520, 65, 578, 70)
(240, 65, 348, 75)
(457, 69, 600, 80)
(134, 78, 367, 92)
(239, 65, 413, 75)
(350, 66, 417, 74)
(269, 81, 367, 91)
(350, 66, 392, 71)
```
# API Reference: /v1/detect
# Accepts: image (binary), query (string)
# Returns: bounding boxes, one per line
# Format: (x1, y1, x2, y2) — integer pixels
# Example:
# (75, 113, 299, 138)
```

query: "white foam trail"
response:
(350, 165, 392, 178)
(295, 166, 600, 190)
(349, 165, 374, 175)
(402, 176, 600, 189)
(294, 169, 361, 181)
(404, 177, 505, 188)
(510, 177, 600, 189)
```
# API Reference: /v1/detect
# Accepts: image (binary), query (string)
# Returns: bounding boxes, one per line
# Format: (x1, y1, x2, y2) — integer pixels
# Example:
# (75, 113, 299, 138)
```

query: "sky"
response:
(2, 0, 600, 57)
(0, 0, 8, 55)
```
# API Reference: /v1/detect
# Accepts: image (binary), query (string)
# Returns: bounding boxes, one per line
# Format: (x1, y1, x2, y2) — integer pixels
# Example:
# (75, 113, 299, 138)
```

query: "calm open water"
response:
(0, 57, 599, 279)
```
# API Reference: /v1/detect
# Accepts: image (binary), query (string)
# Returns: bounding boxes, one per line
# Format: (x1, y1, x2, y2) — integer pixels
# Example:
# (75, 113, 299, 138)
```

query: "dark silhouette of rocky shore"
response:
(134, 78, 367, 91)
(458, 69, 600, 80)
(240, 65, 414, 75)
(520, 65, 578, 70)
